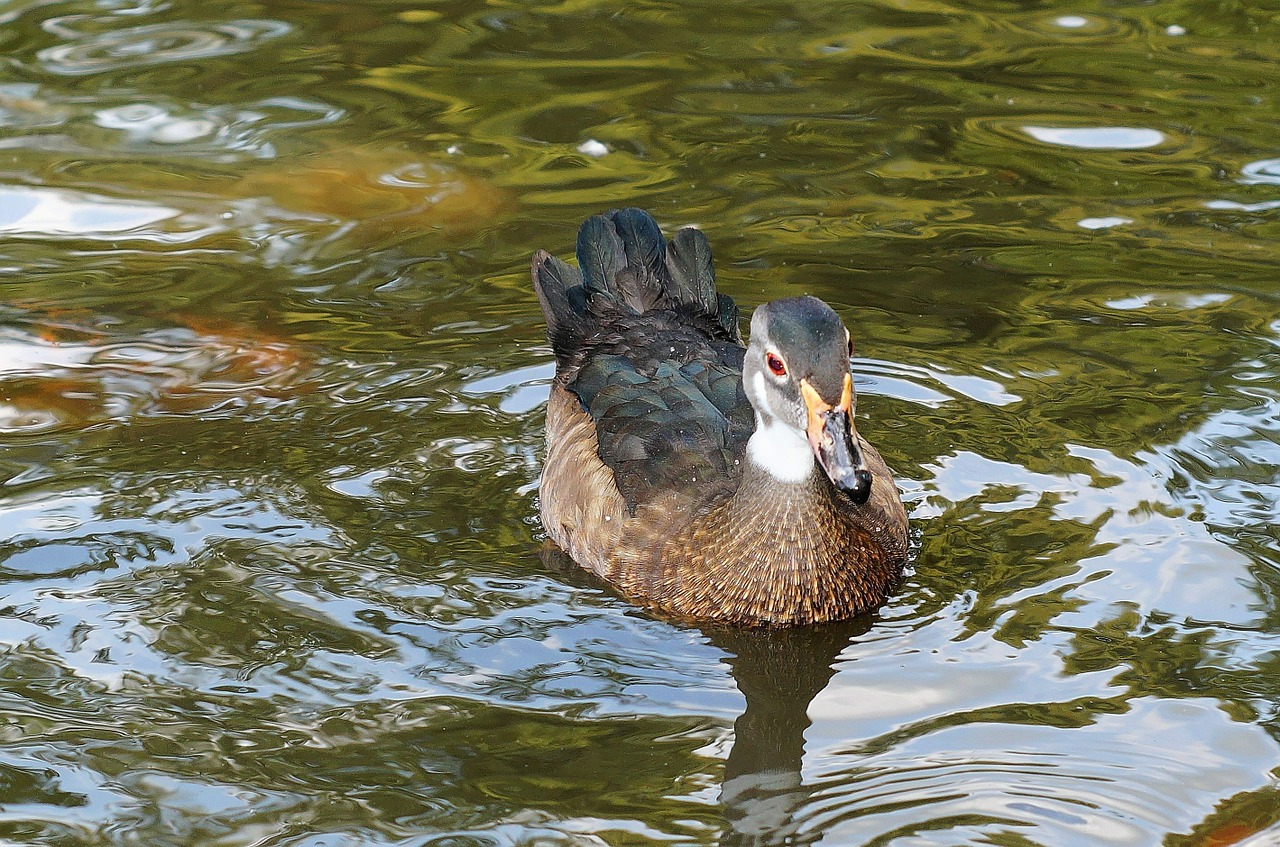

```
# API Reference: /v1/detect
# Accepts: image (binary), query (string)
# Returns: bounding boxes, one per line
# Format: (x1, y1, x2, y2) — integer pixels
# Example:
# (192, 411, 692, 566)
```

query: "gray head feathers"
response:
(750, 296, 851, 403)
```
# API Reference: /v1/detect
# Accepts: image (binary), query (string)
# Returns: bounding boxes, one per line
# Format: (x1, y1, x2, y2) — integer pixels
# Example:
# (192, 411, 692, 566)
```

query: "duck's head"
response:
(743, 296, 873, 505)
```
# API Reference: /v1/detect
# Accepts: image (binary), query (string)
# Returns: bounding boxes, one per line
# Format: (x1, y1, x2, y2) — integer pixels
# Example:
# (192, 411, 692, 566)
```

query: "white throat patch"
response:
(746, 371, 814, 484)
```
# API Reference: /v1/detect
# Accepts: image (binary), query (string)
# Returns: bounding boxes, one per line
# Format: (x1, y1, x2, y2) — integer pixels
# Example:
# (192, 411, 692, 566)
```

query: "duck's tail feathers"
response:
(577, 208, 668, 315)
(532, 208, 742, 357)
(665, 224, 743, 343)
(532, 249, 588, 357)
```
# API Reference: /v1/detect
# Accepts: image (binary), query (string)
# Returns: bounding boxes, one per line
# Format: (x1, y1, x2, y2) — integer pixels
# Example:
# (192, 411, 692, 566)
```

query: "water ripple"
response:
(1238, 157, 1280, 186)
(800, 698, 1280, 846)
(967, 117, 1183, 154)
(1008, 11, 1136, 41)
(37, 19, 291, 76)
(88, 97, 342, 156)
(0, 312, 314, 434)
(0, 186, 181, 238)
(1022, 125, 1166, 150)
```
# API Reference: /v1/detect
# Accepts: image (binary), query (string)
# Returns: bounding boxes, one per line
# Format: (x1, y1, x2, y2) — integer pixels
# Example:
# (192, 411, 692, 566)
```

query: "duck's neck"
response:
(745, 413, 816, 486)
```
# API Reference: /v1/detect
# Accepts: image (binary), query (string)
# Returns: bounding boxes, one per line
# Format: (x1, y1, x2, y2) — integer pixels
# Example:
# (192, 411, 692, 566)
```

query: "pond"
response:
(1, 1, 1278, 845)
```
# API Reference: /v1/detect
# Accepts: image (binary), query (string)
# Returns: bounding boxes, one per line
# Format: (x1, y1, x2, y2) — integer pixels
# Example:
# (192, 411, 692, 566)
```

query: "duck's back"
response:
(534, 209, 754, 521)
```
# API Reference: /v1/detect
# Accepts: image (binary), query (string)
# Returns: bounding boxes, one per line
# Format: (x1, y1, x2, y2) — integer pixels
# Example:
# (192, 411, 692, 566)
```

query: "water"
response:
(1, 1, 1278, 845)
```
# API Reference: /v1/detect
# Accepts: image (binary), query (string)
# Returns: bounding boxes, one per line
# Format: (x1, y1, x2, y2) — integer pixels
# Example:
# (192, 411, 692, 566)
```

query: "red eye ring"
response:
(766, 352, 787, 377)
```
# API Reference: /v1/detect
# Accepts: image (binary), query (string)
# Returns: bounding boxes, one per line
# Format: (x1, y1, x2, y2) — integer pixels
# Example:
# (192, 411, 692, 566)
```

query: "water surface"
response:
(1, 1, 1278, 845)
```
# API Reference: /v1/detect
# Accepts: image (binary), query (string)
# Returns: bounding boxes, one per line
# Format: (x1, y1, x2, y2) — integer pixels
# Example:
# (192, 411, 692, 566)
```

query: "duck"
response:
(533, 208, 908, 627)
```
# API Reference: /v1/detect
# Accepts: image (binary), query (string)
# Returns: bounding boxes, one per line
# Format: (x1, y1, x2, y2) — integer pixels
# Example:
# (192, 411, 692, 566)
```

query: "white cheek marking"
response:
(746, 371, 814, 484)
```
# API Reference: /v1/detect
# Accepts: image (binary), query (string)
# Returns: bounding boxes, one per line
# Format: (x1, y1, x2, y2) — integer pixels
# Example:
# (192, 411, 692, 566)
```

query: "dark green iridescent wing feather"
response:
(571, 344, 752, 512)
(532, 208, 752, 513)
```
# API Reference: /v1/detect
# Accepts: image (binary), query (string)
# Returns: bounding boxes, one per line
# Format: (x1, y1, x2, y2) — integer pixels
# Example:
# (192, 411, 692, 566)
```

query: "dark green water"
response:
(1, 1, 1278, 845)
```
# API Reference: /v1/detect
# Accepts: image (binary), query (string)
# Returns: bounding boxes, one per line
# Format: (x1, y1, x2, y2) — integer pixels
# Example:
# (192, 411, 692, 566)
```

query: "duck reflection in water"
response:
(541, 545, 867, 846)
(712, 622, 867, 847)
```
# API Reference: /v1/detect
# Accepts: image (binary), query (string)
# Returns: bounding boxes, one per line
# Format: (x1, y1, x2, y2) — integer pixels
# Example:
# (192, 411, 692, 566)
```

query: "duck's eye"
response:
(766, 352, 787, 377)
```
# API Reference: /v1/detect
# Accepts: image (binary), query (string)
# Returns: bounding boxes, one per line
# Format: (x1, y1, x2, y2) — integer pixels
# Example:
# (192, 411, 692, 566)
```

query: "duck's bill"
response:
(800, 375, 873, 505)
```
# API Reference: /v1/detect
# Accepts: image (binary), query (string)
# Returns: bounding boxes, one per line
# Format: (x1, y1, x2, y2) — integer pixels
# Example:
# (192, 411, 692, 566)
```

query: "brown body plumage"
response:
(535, 209, 909, 627)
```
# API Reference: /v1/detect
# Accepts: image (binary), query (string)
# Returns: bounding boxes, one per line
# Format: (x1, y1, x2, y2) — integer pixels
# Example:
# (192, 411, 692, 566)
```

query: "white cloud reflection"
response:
(1023, 126, 1165, 149)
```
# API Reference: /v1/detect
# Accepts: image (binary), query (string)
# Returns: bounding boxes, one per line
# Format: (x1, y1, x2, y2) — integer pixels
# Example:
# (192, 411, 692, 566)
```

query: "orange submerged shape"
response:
(0, 306, 314, 431)
(235, 148, 512, 234)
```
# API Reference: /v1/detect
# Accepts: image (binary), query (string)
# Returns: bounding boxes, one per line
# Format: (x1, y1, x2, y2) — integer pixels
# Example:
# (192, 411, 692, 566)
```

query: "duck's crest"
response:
(532, 208, 741, 364)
